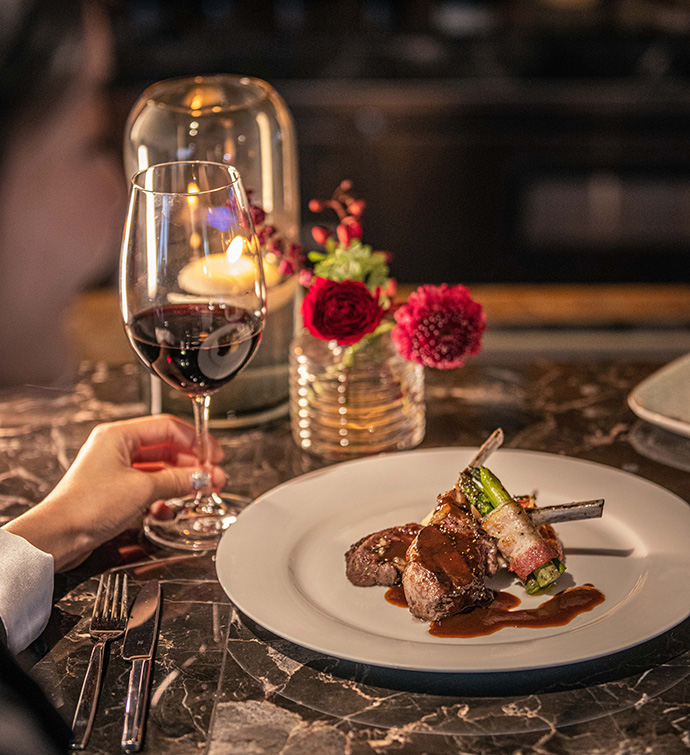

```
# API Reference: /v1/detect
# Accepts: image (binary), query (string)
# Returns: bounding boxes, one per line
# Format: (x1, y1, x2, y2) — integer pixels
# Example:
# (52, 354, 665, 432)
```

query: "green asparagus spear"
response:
(479, 466, 512, 508)
(468, 466, 482, 483)
(458, 472, 494, 517)
(524, 560, 566, 594)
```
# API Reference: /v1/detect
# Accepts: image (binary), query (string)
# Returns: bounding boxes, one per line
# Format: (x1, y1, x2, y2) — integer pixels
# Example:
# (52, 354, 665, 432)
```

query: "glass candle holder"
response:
(124, 74, 300, 426)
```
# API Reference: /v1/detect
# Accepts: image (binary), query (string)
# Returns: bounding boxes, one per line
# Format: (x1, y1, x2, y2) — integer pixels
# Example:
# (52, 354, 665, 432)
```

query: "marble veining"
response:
(225, 606, 690, 735)
(1, 360, 690, 753)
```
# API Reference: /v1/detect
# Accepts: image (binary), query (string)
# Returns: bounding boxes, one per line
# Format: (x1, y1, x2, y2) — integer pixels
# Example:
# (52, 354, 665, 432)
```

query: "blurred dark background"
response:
(107, 0, 690, 285)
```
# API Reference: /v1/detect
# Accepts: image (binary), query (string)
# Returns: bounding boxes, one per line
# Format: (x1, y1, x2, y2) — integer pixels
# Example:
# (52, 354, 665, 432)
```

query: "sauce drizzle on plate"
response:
(385, 584, 605, 638)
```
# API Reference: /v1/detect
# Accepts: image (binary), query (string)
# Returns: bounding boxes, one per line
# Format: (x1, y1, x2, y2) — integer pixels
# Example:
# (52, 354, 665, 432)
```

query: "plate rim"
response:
(628, 352, 690, 438)
(217, 447, 690, 673)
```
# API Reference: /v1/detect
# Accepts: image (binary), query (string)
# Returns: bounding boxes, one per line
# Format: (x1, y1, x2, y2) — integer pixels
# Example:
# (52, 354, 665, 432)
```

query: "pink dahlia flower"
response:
(392, 284, 485, 369)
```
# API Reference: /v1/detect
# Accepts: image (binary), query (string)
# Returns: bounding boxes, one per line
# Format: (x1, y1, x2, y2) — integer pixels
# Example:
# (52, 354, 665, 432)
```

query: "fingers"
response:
(96, 415, 224, 463)
(132, 443, 199, 467)
(144, 464, 227, 504)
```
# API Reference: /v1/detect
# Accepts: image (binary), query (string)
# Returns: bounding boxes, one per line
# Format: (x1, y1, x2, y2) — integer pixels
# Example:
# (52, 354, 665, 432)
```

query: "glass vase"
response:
(289, 330, 425, 460)
(124, 74, 299, 427)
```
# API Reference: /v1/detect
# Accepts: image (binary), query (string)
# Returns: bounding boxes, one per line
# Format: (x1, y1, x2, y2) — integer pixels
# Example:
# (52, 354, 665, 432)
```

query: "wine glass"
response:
(120, 161, 266, 551)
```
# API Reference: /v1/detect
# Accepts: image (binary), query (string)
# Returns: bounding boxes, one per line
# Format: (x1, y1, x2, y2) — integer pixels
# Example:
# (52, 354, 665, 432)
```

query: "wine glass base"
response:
(143, 492, 250, 551)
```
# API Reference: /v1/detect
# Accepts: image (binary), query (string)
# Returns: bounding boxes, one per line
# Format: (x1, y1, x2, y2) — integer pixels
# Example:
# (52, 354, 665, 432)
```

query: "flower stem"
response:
(339, 321, 395, 368)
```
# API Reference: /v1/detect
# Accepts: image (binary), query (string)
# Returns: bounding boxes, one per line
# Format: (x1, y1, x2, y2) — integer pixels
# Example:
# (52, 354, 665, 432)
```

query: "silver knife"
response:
(121, 581, 162, 753)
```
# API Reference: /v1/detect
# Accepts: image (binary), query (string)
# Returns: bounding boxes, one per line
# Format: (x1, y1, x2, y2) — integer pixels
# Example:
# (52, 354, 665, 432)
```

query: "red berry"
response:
(312, 225, 333, 245)
(348, 199, 366, 217)
(337, 217, 362, 246)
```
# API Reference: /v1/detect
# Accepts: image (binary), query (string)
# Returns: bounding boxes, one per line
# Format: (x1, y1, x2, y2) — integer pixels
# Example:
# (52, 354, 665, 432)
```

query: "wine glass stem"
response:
(192, 394, 212, 497)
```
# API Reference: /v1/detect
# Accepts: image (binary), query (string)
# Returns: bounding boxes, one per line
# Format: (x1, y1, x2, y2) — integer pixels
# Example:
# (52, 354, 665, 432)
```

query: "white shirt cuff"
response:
(0, 529, 54, 653)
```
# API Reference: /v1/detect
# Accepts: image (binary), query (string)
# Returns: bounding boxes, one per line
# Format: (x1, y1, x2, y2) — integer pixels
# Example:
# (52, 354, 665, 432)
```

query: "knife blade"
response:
(120, 581, 161, 753)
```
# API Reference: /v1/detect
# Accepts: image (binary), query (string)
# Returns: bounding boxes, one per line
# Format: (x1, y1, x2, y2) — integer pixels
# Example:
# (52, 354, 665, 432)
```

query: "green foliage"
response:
(310, 240, 391, 294)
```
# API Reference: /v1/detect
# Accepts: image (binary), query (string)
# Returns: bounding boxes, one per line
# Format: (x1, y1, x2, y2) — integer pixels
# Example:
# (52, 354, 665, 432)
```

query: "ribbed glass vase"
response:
(289, 329, 425, 460)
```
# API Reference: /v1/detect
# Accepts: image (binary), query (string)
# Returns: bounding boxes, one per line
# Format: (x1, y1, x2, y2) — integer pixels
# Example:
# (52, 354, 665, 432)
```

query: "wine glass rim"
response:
(130, 161, 241, 195)
(140, 74, 271, 114)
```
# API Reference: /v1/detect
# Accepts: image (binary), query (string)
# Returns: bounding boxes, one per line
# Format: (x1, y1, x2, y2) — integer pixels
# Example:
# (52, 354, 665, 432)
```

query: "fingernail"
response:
(150, 500, 175, 521)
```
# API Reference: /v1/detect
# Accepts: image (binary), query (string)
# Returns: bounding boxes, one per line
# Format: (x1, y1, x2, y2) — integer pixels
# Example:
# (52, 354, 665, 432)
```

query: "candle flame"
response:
(226, 235, 245, 264)
(187, 182, 199, 210)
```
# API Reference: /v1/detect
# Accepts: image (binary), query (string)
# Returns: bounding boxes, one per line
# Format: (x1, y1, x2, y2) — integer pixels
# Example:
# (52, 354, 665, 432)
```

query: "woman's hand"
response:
(2, 415, 226, 570)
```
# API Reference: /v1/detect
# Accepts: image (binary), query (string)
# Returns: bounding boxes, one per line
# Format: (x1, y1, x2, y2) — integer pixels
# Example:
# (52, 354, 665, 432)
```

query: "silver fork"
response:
(70, 572, 129, 750)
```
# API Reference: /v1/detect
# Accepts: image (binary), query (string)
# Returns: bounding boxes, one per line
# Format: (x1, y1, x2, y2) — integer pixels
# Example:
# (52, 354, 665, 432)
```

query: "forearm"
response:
(2, 496, 90, 572)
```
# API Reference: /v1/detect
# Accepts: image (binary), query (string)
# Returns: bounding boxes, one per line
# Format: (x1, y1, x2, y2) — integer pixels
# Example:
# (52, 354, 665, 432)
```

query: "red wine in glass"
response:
(126, 303, 262, 397)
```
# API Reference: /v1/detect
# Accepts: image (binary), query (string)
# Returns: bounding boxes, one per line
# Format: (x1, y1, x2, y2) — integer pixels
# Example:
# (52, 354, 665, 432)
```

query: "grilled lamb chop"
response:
(345, 523, 422, 587)
(402, 489, 498, 622)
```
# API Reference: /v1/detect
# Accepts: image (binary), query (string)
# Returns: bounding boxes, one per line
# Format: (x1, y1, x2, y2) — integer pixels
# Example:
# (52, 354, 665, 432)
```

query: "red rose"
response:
(302, 277, 384, 346)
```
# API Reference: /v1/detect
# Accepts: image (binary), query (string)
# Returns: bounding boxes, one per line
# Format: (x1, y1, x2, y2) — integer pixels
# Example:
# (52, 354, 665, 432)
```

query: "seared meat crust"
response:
(402, 489, 498, 622)
(345, 523, 422, 587)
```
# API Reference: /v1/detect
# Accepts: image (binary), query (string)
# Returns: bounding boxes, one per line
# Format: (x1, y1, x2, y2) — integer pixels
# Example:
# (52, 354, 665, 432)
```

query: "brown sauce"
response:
(431, 584, 605, 637)
(385, 585, 408, 608)
(416, 525, 483, 586)
(385, 584, 605, 638)
(379, 538, 410, 563)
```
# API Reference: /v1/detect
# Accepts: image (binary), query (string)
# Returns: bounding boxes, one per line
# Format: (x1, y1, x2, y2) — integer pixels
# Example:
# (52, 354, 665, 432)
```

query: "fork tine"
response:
(93, 574, 107, 621)
(91, 573, 130, 627)
(120, 574, 129, 622)
(103, 574, 114, 621)
(110, 573, 121, 622)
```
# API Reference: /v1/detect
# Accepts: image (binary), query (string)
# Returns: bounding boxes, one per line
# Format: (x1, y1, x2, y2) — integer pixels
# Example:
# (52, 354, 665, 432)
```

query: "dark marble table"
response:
(4, 358, 690, 754)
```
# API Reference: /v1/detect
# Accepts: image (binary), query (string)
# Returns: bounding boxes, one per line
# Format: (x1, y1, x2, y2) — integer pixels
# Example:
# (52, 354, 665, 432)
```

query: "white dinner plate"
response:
(216, 448, 690, 673)
(628, 353, 690, 438)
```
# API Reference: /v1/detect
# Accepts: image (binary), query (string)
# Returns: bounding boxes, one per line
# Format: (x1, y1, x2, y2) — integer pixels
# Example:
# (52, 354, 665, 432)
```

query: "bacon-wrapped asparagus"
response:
(459, 466, 565, 593)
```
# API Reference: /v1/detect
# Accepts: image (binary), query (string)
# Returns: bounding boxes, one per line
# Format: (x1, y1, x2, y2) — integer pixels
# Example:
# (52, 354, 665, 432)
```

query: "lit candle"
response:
(178, 235, 281, 296)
